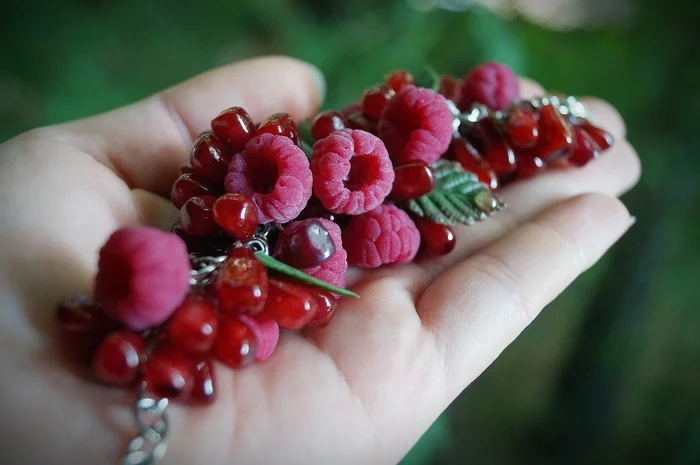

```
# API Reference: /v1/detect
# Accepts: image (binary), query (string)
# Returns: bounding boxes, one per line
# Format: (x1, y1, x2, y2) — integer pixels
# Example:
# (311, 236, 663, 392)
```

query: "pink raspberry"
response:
(94, 227, 191, 331)
(311, 129, 394, 216)
(225, 133, 312, 223)
(377, 85, 454, 165)
(238, 316, 280, 362)
(458, 62, 520, 111)
(342, 204, 420, 268)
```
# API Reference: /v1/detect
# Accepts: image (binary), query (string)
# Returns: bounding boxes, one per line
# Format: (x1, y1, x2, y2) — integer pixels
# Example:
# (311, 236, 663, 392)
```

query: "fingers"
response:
(418, 194, 632, 397)
(61, 56, 325, 195)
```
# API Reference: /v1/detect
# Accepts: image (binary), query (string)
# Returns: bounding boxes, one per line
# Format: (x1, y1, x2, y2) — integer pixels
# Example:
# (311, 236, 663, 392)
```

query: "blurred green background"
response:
(2, 0, 699, 463)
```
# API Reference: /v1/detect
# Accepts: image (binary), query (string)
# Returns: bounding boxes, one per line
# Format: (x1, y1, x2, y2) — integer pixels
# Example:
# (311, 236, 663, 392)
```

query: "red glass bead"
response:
(180, 164, 196, 175)
(166, 296, 218, 355)
(190, 358, 216, 405)
(311, 111, 347, 140)
(213, 194, 259, 241)
(463, 118, 517, 177)
(450, 138, 499, 190)
(307, 290, 338, 329)
(257, 113, 301, 147)
(213, 317, 257, 369)
(415, 217, 456, 256)
(438, 75, 462, 103)
(579, 120, 614, 151)
(211, 107, 256, 153)
(261, 278, 319, 330)
(143, 346, 195, 401)
(569, 126, 601, 167)
(56, 296, 108, 335)
(362, 86, 395, 121)
(390, 161, 436, 201)
(190, 132, 233, 184)
(171, 173, 218, 209)
(347, 112, 378, 134)
(91, 330, 144, 386)
(516, 155, 546, 179)
(385, 70, 414, 91)
(506, 107, 539, 149)
(274, 219, 336, 269)
(532, 104, 574, 162)
(215, 247, 269, 316)
(178, 195, 219, 237)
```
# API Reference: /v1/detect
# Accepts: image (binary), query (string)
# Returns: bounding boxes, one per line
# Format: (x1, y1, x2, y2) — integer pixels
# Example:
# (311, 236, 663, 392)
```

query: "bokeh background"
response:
(2, 0, 699, 463)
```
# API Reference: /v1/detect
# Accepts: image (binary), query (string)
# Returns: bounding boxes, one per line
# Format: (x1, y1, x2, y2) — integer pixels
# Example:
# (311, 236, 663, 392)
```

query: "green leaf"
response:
(405, 160, 505, 226)
(414, 64, 441, 92)
(254, 252, 360, 299)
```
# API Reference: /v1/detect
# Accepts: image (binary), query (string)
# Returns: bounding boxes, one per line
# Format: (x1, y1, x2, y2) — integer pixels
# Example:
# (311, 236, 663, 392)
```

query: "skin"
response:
(0, 56, 640, 465)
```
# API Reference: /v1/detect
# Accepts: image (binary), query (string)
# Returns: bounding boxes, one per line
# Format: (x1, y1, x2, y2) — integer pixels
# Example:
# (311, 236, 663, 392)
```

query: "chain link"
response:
(123, 397, 169, 465)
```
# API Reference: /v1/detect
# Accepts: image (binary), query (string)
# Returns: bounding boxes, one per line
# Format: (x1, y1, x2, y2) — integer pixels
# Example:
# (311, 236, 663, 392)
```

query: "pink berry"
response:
(238, 316, 280, 362)
(311, 129, 394, 216)
(225, 134, 313, 224)
(458, 62, 520, 111)
(377, 85, 453, 165)
(342, 204, 420, 268)
(94, 227, 191, 331)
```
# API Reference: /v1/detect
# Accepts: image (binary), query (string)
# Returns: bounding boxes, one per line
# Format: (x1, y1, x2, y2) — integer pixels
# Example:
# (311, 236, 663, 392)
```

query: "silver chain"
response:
(123, 396, 169, 465)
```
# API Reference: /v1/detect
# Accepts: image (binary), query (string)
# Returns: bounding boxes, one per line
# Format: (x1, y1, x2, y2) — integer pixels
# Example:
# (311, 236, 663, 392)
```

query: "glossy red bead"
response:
(261, 278, 319, 330)
(390, 161, 436, 201)
(532, 104, 574, 162)
(579, 120, 614, 151)
(190, 132, 233, 184)
(506, 107, 539, 149)
(274, 219, 336, 269)
(179, 195, 219, 237)
(211, 107, 256, 153)
(311, 111, 347, 140)
(415, 217, 456, 256)
(516, 155, 546, 179)
(307, 290, 338, 329)
(56, 296, 109, 335)
(346, 112, 378, 134)
(569, 126, 601, 167)
(451, 138, 499, 190)
(190, 358, 216, 404)
(257, 113, 301, 147)
(143, 346, 195, 401)
(213, 194, 259, 241)
(384, 69, 414, 91)
(438, 75, 462, 103)
(464, 118, 517, 177)
(171, 173, 218, 209)
(213, 317, 257, 369)
(215, 247, 269, 316)
(180, 164, 196, 175)
(91, 330, 144, 386)
(166, 296, 219, 355)
(362, 86, 395, 121)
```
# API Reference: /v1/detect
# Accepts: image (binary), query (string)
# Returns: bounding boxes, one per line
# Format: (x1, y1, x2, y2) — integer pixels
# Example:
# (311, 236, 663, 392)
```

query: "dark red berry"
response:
(179, 195, 219, 237)
(569, 126, 600, 167)
(390, 161, 435, 201)
(261, 278, 319, 330)
(172, 224, 234, 257)
(311, 111, 347, 140)
(143, 346, 195, 401)
(463, 118, 516, 177)
(384, 70, 414, 91)
(56, 296, 109, 335)
(347, 112, 377, 134)
(213, 194, 259, 241)
(579, 120, 614, 150)
(450, 138, 499, 190)
(506, 107, 539, 149)
(211, 107, 256, 153)
(257, 113, 301, 147)
(274, 219, 336, 269)
(296, 196, 337, 222)
(362, 86, 395, 121)
(214, 317, 257, 369)
(190, 358, 216, 405)
(516, 155, 546, 179)
(91, 331, 144, 386)
(166, 296, 218, 355)
(438, 75, 462, 103)
(215, 247, 269, 316)
(307, 290, 338, 329)
(532, 104, 574, 162)
(171, 173, 219, 209)
(415, 217, 456, 256)
(190, 132, 233, 184)
(180, 164, 195, 175)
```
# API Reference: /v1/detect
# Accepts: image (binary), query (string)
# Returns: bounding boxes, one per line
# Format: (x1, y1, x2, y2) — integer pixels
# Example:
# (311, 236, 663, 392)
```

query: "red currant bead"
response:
(180, 164, 196, 175)
(390, 161, 435, 201)
(532, 104, 574, 162)
(257, 113, 301, 147)
(171, 173, 219, 209)
(506, 107, 539, 149)
(211, 107, 256, 153)
(415, 217, 456, 256)
(384, 69, 414, 91)
(215, 247, 269, 316)
(362, 85, 395, 121)
(275, 219, 336, 269)
(261, 278, 319, 330)
(347, 112, 378, 134)
(143, 347, 195, 401)
(463, 118, 517, 177)
(579, 120, 614, 151)
(569, 126, 601, 167)
(451, 138, 499, 190)
(91, 330, 144, 386)
(190, 358, 216, 405)
(438, 75, 462, 103)
(190, 132, 233, 184)
(516, 155, 546, 179)
(311, 111, 347, 140)
(214, 317, 257, 369)
(166, 296, 218, 355)
(213, 194, 259, 241)
(178, 195, 219, 237)
(307, 290, 338, 329)
(56, 296, 108, 335)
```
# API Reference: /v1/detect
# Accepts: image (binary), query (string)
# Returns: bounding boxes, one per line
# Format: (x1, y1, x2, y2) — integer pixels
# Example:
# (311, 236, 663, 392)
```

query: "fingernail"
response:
(308, 64, 326, 106)
(629, 215, 637, 227)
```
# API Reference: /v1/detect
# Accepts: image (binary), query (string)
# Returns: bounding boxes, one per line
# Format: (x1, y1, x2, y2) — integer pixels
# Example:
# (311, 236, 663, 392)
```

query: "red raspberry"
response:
(225, 134, 312, 224)
(377, 85, 454, 165)
(94, 227, 191, 331)
(342, 205, 420, 268)
(311, 129, 394, 216)
(458, 62, 520, 111)
(238, 316, 280, 362)
(274, 218, 348, 288)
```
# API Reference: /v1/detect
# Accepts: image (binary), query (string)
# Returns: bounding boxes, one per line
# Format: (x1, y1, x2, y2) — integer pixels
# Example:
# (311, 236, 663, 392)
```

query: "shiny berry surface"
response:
(579, 120, 614, 150)
(257, 113, 301, 147)
(213, 194, 259, 241)
(180, 164, 195, 175)
(438, 75, 462, 103)
(506, 107, 539, 149)
(532, 104, 574, 162)
(211, 107, 256, 153)
(190, 358, 216, 405)
(311, 111, 347, 140)
(390, 161, 436, 201)
(275, 219, 336, 269)
(171, 173, 218, 209)
(91, 331, 144, 386)
(190, 132, 233, 183)
(451, 138, 499, 190)
(516, 155, 546, 179)
(261, 278, 319, 330)
(362, 86, 395, 121)
(307, 290, 338, 329)
(215, 247, 269, 316)
(384, 70, 414, 91)
(143, 346, 195, 401)
(166, 296, 219, 355)
(56, 296, 108, 335)
(178, 195, 219, 237)
(214, 317, 257, 369)
(463, 118, 516, 177)
(347, 112, 378, 134)
(569, 126, 600, 167)
(415, 217, 456, 256)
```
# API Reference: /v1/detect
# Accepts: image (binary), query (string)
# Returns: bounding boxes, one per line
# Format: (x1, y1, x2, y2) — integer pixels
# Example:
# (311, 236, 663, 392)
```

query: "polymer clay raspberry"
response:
(377, 85, 454, 165)
(342, 204, 420, 268)
(311, 129, 394, 215)
(225, 133, 313, 223)
(458, 62, 520, 111)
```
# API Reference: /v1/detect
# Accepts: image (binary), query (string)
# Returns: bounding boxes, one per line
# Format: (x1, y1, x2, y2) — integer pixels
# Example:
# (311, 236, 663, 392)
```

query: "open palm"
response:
(0, 57, 640, 465)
